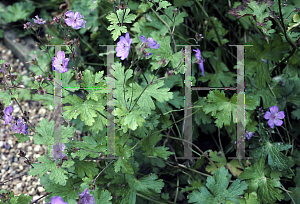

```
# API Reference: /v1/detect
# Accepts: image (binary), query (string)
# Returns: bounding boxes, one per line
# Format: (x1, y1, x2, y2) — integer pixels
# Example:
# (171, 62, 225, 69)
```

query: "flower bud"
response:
(18, 149, 26, 157)
(32, 58, 38, 66)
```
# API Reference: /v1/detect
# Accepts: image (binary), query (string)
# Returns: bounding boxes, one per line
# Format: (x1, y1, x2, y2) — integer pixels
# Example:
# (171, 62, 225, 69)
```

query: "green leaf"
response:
(33, 118, 72, 146)
(237, 192, 259, 204)
(157, 1, 172, 11)
(9, 193, 32, 204)
(0, 2, 35, 23)
(239, 158, 285, 203)
(74, 160, 98, 178)
(0, 89, 18, 107)
(107, 24, 128, 41)
(249, 141, 294, 171)
(14, 133, 30, 143)
(41, 174, 80, 203)
(62, 94, 105, 126)
(188, 166, 248, 203)
(28, 155, 69, 186)
(131, 72, 173, 113)
(126, 173, 164, 194)
(114, 158, 134, 174)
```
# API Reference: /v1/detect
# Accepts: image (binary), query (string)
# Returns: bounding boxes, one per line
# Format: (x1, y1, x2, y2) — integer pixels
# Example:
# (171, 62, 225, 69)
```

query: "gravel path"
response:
(0, 39, 83, 203)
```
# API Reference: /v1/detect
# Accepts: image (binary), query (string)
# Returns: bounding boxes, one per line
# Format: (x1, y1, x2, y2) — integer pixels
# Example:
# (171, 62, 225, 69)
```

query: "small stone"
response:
(10, 170, 16, 176)
(38, 108, 46, 115)
(7, 140, 13, 146)
(4, 165, 8, 171)
(17, 143, 23, 148)
(37, 186, 45, 193)
(16, 183, 23, 189)
(9, 155, 14, 163)
(27, 146, 32, 151)
(13, 105, 20, 113)
(0, 141, 3, 147)
(1, 154, 7, 161)
(34, 145, 40, 152)
(14, 156, 18, 162)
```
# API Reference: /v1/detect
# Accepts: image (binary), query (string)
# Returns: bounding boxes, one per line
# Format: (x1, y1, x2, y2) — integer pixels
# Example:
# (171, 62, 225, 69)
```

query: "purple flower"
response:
(245, 131, 253, 140)
(32, 15, 46, 24)
(140, 36, 160, 49)
(52, 51, 69, 73)
(79, 188, 95, 204)
(64, 10, 86, 30)
(193, 48, 205, 77)
(264, 106, 285, 129)
(10, 118, 28, 135)
(3, 105, 14, 125)
(45, 196, 68, 204)
(116, 32, 132, 60)
(52, 143, 66, 162)
(23, 22, 31, 29)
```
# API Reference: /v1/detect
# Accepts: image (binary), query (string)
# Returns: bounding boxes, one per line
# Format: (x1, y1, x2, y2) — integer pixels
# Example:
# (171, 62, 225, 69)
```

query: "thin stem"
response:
(194, 0, 225, 64)
(93, 160, 115, 185)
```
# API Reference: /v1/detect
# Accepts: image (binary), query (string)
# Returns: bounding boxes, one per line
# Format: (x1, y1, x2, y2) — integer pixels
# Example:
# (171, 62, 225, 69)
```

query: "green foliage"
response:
(107, 8, 137, 40)
(188, 166, 248, 203)
(202, 89, 257, 128)
(0, 2, 35, 23)
(239, 158, 285, 204)
(249, 140, 294, 171)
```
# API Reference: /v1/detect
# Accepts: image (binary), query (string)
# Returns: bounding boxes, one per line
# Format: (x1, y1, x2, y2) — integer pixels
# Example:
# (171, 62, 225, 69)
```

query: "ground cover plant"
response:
(0, 0, 300, 203)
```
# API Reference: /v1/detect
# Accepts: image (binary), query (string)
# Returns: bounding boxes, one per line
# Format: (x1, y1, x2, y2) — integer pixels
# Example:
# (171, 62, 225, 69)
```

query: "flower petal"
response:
(264, 111, 271, 119)
(276, 111, 285, 119)
(274, 119, 283, 127)
(140, 36, 146, 43)
(65, 10, 75, 19)
(268, 119, 275, 128)
(269, 106, 278, 114)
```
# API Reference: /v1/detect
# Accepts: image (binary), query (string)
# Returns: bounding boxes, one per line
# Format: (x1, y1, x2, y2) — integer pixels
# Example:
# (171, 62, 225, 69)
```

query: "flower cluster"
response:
(2, 105, 28, 135)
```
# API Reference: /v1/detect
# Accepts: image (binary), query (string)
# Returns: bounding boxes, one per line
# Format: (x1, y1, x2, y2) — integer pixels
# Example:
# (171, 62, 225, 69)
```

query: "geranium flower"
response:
(45, 196, 68, 204)
(23, 22, 31, 29)
(3, 105, 14, 125)
(116, 32, 132, 60)
(140, 36, 160, 49)
(64, 10, 86, 30)
(245, 131, 253, 140)
(10, 118, 28, 135)
(264, 106, 285, 129)
(32, 15, 46, 24)
(52, 143, 66, 162)
(193, 48, 205, 77)
(52, 51, 69, 73)
(78, 188, 96, 204)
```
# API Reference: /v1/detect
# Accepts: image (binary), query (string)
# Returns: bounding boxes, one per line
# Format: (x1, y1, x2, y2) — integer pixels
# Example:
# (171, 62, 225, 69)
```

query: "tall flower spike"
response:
(52, 51, 69, 73)
(64, 10, 86, 30)
(193, 48, 205, 77)
(52, 143, 66, 162)
(78, 188, 96, 204)
(264, 105, 285, 129)
(116, 32, 132, 60)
